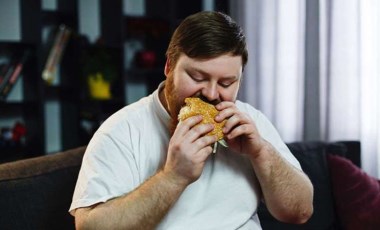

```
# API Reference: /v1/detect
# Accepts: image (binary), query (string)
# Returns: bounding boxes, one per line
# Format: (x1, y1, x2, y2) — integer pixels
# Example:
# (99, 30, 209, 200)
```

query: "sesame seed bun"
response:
(178, 97, 226, 140)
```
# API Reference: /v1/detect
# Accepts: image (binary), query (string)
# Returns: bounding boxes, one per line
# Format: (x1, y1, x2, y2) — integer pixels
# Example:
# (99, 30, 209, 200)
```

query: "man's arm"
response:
(215, 102, 313, 224)
(74, 115, 216, 229)
(75, 171, 187, 230)
(250, 141, 313, 224)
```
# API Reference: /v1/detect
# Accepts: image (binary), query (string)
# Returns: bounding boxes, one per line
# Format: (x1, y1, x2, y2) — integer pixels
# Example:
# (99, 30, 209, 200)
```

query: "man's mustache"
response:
(195, 94, 221, 106)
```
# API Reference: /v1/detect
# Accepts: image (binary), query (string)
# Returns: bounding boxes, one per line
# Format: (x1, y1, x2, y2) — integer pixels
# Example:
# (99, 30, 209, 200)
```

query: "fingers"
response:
(176, 115, 216, 143)
(225, 123, 253, 139)
(175, 115, 203, 135)
(214, 101, 236, 123)
(195, 145, 214, 161)
(214, 101, 255, 138)
(215, 101, 235, 112)
(223, 113, 252, 135)
(184, 123, 214, 143)
(193, 134, 217, 150)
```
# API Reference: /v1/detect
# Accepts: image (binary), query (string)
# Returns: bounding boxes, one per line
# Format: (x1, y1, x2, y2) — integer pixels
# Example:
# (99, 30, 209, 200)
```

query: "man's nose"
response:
(201, 83, 219, 103)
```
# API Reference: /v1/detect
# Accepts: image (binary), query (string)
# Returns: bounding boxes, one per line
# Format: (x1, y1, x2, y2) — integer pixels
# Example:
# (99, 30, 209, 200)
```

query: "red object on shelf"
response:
(12, 122, 26, 142)
(135, 50, 156, 69)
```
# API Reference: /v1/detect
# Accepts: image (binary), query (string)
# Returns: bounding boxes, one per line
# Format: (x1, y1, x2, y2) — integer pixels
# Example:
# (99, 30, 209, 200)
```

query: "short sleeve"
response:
(69, 129, 140, 213)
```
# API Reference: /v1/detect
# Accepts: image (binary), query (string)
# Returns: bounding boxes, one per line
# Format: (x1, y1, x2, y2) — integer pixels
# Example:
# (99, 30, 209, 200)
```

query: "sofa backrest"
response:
(0, 146, 86, 230)
(0, 141, 361, 230)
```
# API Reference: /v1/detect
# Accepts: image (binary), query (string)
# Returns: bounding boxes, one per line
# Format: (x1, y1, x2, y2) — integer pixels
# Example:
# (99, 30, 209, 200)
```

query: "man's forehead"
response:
(178, 55, 242, 77)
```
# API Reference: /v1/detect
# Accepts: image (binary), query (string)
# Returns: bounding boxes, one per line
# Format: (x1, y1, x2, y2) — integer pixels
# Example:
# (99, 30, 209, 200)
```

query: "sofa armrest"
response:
(0, 146, 86, 230)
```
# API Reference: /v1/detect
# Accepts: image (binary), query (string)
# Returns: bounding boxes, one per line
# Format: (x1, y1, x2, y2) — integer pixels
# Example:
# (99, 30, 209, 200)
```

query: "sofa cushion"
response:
(327, 154, 380, 230)
(0, 146, 86, 230)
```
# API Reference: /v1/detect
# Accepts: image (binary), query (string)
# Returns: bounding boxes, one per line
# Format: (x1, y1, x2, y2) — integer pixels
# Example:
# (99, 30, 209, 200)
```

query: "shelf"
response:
(80, 98, 124, 118)
(0, 145, 28, 163)
(41, 10, 77, 28)
(0, 101, 40, 116)
(124, 16, 171, 39)
(0, 43, 35, 58)
(0, 41, 33, 47)
(0, 142, 41, 163)
(43, 85, 81, 101)
(126, 68, 164, 77)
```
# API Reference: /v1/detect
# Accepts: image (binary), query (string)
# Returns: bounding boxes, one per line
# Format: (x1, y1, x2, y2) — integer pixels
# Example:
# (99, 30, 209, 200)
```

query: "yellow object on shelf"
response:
(87, 73, 111, 100)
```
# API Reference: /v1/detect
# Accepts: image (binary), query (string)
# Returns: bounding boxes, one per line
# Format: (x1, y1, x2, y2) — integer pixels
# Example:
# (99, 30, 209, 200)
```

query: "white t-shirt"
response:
(70, 82, 301, 229)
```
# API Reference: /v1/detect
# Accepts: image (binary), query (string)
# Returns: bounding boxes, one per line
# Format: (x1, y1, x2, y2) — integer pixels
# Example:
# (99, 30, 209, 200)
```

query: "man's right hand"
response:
(164, 115, 217, 186)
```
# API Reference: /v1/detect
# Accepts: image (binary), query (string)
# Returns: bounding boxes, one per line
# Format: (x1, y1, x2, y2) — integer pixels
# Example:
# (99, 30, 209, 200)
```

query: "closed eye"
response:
(191, 76, 205, 82)
(187, 71, 206, 82)
(219, 80, 237, 88)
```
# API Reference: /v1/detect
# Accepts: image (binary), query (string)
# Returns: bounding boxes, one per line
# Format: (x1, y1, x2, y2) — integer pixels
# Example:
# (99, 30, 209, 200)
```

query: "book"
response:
(0, 53, 13, 88)
(42, 24, 71, 84)
(0, 50, 31, 101)
(0, 62, 10, 88)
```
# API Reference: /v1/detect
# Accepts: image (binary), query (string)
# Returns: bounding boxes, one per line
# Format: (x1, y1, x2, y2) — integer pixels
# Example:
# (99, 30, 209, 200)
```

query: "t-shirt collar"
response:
(152, 81, 171, 127)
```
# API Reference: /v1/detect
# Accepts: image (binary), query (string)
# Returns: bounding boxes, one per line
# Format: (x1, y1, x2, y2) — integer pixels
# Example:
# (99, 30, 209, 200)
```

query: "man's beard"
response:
(164, 76, 183, 136)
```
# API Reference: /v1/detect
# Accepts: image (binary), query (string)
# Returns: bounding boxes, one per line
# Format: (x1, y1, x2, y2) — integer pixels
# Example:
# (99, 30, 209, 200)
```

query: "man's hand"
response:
(164, 115, 217, 186)
(215, 101, 264, 157)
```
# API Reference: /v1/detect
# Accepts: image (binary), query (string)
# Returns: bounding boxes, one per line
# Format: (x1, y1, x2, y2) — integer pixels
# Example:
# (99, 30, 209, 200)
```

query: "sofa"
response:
(0, 141, 379, 230)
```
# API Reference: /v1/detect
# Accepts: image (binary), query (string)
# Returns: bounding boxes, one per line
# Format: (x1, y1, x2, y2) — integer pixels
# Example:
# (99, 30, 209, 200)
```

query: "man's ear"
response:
(164, 59, 170, 77)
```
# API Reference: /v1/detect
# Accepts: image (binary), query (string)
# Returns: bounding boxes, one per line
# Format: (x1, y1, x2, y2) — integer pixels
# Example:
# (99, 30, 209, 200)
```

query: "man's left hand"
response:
(215, 101, 265, 157)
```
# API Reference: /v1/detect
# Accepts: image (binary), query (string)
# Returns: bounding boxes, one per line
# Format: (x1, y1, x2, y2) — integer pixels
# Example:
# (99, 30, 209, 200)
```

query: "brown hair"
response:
(166, 11, 248, 72)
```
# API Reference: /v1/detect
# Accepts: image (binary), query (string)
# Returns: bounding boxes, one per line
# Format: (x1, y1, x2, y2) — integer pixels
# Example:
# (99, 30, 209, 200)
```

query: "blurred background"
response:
(0, 0, 378, 178)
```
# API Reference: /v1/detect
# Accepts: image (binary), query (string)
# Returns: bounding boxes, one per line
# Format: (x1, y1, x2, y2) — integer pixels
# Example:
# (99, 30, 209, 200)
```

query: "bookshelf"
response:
(0, 0, 230, 163)
(0, 0, 80, 162)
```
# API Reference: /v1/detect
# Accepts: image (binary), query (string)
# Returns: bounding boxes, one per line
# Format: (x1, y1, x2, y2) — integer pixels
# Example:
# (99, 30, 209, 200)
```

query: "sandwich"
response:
(178, 97, 228, 151)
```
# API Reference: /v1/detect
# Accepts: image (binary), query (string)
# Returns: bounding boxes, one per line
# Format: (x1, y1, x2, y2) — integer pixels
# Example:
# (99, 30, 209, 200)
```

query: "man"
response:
(70, 11, 313, 229)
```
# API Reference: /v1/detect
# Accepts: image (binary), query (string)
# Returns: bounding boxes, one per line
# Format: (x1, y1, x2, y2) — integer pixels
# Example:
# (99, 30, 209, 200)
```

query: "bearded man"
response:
(70, 11, 313, 230)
